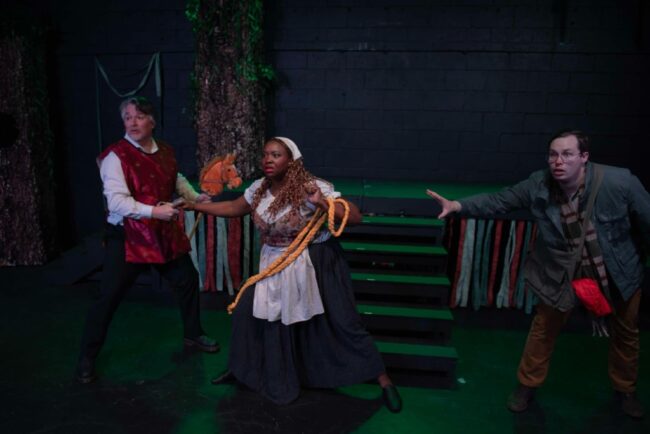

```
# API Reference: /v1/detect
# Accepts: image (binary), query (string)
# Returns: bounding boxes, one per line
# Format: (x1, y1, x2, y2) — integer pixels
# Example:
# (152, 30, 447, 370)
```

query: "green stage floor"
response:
(1, 265, 648, 434)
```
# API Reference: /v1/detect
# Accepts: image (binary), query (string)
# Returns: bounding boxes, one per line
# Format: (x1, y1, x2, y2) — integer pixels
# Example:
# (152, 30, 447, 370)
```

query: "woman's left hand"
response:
(304, 182, 323, 206)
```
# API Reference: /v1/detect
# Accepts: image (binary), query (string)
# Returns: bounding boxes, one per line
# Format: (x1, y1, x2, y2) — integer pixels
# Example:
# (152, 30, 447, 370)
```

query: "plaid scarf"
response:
(559, 183, 611, 303)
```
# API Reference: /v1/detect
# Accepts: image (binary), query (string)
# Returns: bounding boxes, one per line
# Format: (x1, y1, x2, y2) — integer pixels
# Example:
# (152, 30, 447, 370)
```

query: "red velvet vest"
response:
(98, 139, 190, 263)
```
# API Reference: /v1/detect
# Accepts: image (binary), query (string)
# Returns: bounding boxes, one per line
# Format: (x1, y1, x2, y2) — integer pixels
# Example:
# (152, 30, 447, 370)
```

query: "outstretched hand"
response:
(179, 194, 211, 212)
(195, 193, 212, 203)
(181, 201, 196, 211)
(425, 189, 461, 219)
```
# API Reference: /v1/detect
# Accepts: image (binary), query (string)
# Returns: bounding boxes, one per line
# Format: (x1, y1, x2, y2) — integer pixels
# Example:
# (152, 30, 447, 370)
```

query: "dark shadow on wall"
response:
(45, 15, 79, 251)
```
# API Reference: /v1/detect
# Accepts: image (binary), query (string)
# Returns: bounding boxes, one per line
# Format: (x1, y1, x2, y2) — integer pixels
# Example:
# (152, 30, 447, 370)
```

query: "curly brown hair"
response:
(250, 138, 315, 217)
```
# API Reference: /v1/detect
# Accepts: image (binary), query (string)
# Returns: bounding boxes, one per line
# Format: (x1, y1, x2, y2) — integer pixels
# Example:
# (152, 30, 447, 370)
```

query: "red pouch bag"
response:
(572, 278, 612, 317)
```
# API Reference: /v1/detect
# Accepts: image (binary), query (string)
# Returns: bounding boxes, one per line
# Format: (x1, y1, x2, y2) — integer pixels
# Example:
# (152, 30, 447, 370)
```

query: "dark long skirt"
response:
(228, 237, 385, 404)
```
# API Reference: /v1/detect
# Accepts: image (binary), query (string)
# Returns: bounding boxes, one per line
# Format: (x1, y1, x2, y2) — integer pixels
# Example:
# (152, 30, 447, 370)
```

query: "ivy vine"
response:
(185, 0, 275, 86)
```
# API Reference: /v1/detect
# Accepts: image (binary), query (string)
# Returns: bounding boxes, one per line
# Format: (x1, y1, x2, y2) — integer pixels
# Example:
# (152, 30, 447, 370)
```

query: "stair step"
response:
(352, 273, 450, 306)
(345, 215, 443, 244)
(358, 304, 453, 321)
(343, 228, 441, 245)
(352, 273, 450, 286)
(384, 368, 457, 389)
(376, 340, 458, 389)
(360, 197, 436, 216)
(341, 241, 446, 256)
(358, 303, 454, 343)
(362, 215, 444, 226)
(343, 242, 448, 274)
(376, 341, 457, 359)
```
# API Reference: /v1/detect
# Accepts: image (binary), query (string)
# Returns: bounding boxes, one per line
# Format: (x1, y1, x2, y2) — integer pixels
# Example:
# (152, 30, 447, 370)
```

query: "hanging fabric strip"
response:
(228, 218, 242, 289)
(444, 217, 454, 252)
(444, 217, 455, 301)
(471, 219, 486, 311)
(457, 218, 476, 308)
(94, 52, 161, 152)
(217, 217, 234, 295)
(480, 219, 494, 308)
(450, 218, 467, 308)
(496, 222, 517, 308)
(487, 220, 504, 307)
(525, 288, 538, 314)
(515, 221, 534, 309)
(204, 215, 215, 292)
(242, 215, 251, 281)
(197, 214, 206, 290)
(508, 221, 526, 307)
(216, 217, 226, 292)
(183, 210, 192, 234)
(185, 211, 201, 285)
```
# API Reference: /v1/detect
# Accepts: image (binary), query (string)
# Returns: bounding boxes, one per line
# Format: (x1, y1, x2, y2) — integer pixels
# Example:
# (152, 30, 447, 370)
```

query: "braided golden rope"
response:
(227, 197, 350, 314)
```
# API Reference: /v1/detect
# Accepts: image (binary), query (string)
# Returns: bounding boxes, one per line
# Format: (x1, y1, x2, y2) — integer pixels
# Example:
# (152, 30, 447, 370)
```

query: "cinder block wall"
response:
(41, 0, 650, 240)
(268, 0, 650, 184)
(49, 0, 197, 240)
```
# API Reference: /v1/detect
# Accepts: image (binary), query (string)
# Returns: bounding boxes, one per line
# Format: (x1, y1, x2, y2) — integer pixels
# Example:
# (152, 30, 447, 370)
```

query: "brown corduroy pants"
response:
(517, 289, 641, 393)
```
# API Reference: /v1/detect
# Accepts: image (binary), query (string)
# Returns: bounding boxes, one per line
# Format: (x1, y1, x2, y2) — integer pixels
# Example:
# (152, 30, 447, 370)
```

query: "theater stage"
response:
(1, 262, 648, 434)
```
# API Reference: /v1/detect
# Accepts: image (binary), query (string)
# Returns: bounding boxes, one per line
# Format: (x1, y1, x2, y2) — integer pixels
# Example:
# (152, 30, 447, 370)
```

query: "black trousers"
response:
(79, 224, 204, 361)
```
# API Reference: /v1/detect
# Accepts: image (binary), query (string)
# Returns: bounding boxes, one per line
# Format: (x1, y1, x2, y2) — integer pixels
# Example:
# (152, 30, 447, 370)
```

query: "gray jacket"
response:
(458, 163, 650, 310)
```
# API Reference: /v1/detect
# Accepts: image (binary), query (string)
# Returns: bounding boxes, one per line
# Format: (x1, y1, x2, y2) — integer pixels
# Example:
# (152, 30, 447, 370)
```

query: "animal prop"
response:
(187, 153, 242, 240)
(199, 153, 242, 196)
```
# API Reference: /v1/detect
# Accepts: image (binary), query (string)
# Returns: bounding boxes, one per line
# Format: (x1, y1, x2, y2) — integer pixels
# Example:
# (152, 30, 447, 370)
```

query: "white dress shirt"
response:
(100, 134, 199, 225)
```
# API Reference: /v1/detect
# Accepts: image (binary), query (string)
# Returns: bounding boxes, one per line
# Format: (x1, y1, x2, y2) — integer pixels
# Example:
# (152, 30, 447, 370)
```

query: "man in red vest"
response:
(75, 96, 218, 384)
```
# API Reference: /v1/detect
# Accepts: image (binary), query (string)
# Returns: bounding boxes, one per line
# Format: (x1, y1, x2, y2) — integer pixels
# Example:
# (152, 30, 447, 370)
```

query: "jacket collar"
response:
(534, 162, 594, 239)
(534, 161, 593, 205)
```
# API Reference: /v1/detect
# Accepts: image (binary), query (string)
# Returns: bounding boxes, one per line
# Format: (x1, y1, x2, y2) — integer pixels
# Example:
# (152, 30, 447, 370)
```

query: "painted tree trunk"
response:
(190, 0, 270, 180)
(0, 35, 57, 265)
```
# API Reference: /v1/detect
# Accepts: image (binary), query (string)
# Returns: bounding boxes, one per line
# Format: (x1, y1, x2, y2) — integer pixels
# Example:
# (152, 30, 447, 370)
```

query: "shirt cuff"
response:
(141, 204, 154, 219)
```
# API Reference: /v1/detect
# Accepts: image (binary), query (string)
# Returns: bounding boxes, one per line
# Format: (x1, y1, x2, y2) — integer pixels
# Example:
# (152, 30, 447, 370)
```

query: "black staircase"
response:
(342, 213, 458, 389)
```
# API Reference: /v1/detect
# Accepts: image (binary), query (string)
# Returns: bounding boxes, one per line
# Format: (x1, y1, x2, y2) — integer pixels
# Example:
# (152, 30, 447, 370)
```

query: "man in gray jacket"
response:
(427, 130, 650, 419)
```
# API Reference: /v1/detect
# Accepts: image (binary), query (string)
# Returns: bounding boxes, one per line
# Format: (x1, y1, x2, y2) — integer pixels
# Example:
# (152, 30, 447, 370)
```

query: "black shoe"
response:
(184, 335, 220, 353)
(616, 391, 645, 419)
(382, 384, 402, 413)
(507, 384, 536, 412)
(75, 358, 97, 384)
(211, 370, 235, 385)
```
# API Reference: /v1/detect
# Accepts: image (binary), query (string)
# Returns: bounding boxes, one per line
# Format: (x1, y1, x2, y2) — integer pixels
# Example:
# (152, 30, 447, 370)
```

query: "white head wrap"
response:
(273, 137, 302, 160)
